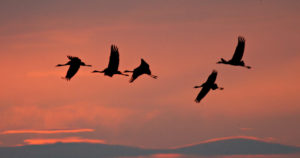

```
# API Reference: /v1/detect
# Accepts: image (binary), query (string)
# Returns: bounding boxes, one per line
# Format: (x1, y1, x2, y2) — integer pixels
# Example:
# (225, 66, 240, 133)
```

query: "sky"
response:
(0, 0, 300, 149)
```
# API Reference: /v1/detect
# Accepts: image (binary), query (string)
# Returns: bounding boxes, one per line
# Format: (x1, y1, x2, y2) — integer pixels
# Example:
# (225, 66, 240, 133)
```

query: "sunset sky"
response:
(0, 0, 300, 149)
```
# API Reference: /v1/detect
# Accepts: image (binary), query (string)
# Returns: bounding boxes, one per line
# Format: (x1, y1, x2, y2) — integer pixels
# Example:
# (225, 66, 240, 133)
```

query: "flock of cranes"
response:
(56, 36, 251, 103)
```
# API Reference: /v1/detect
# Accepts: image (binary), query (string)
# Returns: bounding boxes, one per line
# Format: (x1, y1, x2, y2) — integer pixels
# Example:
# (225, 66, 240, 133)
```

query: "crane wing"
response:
(206, 70, 217, 85)
(141, 59, 149, 69)
(65, 63, 80, 80)
(230, 36, 245, 62)
(107, 45, 119, 71)
(129, 59, 151, 83)
(195, 85, 210, 103)
(129, 67, 142, 83)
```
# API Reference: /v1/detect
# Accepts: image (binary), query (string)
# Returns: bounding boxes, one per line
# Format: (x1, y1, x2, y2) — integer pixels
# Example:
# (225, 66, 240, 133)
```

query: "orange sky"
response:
(0, 0, 300, 148)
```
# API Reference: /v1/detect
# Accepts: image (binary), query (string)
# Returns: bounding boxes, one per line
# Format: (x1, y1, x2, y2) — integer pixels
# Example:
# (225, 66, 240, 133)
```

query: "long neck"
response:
(82, 64, 92, 67)
(81, 62, 91, 67)
(124, 70, 133, 73)
(92, 70, 104, 73)
(56, 63, 69, 67)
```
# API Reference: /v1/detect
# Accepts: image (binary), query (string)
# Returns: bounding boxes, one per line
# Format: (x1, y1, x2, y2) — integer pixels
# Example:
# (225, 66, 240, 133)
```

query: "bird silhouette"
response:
(217, 36, 251, 69)
(124, 58, 157, 83)
(56, 56, 91, 81)
(92, 45, 129, 77)
(194, 70, 223, 103)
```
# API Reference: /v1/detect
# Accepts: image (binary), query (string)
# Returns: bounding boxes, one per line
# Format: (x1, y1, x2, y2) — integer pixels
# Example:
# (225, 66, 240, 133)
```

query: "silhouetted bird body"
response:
(92, 45, 128, 77)
(217, 36, 251, 69)
(124, 59, 157, 83)
(194, 70, 223, 103)
(56, 56, 91, 80)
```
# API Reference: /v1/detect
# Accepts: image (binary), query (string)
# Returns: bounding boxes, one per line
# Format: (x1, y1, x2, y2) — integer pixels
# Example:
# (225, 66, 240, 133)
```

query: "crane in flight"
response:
(124, 58, 157, 83)
(56, 56, 91, 81)
(92, 45, 128, 77)
(194, 70, 223, 103)
(217, 36, 251, 69)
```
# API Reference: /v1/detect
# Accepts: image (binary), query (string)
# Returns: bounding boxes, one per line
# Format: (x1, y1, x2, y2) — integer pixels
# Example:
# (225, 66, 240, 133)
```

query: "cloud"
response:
(1, 129, 94, 135)
(23, 137, 105, 145)
(0, 103, 135, 132)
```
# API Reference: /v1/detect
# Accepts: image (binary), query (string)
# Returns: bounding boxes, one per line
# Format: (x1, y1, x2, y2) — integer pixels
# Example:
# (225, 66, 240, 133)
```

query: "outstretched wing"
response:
(107, 45, 119, 71)
(230, 36, 245, 62)
(65, 63, 80, 80)
(129, 67, 142, 83)
(206, 70, 217, 85)
(140, 59, 149, 69)
(195, 85, 210, 103)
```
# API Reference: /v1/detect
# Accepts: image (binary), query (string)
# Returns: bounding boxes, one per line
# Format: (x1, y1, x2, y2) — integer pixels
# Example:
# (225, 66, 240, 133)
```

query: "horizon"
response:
(0, 135, 290, 148)
(1, 136, 299, 158)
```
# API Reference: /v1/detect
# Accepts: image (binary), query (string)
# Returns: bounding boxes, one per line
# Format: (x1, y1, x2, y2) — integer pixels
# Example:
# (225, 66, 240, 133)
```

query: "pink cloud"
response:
(23, 137, 105, 145)
(1, 129, 94, 135)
